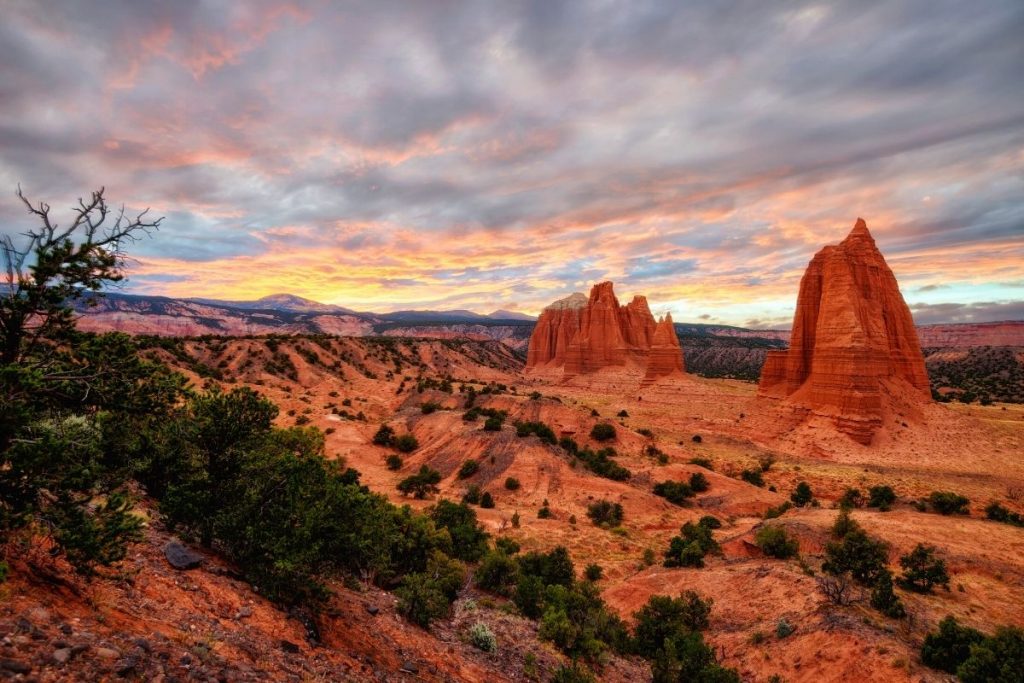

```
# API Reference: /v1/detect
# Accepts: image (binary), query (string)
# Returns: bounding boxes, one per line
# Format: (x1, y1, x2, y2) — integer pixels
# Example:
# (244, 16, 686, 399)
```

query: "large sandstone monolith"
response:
(526, 281, 686, 382)
(759, 218, 930, 444)
(642, 313, 686, 385)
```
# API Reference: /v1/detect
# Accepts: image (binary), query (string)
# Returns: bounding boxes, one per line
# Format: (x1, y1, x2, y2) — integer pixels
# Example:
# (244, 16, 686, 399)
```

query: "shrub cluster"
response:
(922, 615, 1024, 681)
(664, 519, 720, 568)
(754, 525, 799, 559)
(514, 421, 557, 444)
(576, 446, 631, 481)
(927, 491, 971, 515)
(586, 500, 624, 528)
(589, 423, 616, 442)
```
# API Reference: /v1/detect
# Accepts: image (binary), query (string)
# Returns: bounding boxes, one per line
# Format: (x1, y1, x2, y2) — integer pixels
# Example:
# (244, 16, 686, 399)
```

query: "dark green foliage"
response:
(632, 592, 713, 654)
(926, 345, 1024, 405)
(537, 502, 553, 519)
(457, 459, 480, 479)
(420, 401, 441, 414)
(559, 436, 579, 454)
(740, 469, 764, 487)
(664, 522, 719, 568)
(461, 485, 481, 505)
(632, 592, 738, 682)
(397, 465, 442, 499)
(831, 507, 858, 539)
(699, 516, 722, 530)
(385, 454, 403, 471)
(839, 487, 863, 508)
(775, 619, 795, 639)
(474, 550, 519, 595)
(921, 615, 985, 674)
(495, 537, 519, 555)
(957, 626, 1024, 683)
(483, 416, 503, 431)
(586, 500, 624, 527)
(790, 481, 813, 507)
(504, 477, 521, 491)
(867, 485, 896, 510)
(823, 527, 889, 585)
(372, 424, 395, 446)
(617, 409, 629, 417)
(551, 663, 597, 683)
(479, 491, 495, 509)
(763, 501, 792, 519)
(519, 546, 575, 588)
(576, 446, 631, 481)
(870, 570, 906, 618)
(396, 551, 466, 627)
(430, 500, 489, 562)
(928, 491, 970, 515)
(689, 456, 713, 470)
(393, 433, 419, 453)
(755, 525, 799, 559)
(537, 581, 630, 661)
(898, 543, 950, 593)
(584, 563, 603, 581)
(985, 502, 1024, 526)
(689, 472, 710, 493)
(653, 480, 694, 505)
(514, 421, 557, 444)
(590, 422, 616, 442)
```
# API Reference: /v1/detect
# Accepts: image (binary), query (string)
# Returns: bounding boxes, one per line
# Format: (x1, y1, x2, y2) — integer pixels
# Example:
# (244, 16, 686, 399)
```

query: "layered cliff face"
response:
(759, 219, 930, 444)
(526, 281, 685, 382)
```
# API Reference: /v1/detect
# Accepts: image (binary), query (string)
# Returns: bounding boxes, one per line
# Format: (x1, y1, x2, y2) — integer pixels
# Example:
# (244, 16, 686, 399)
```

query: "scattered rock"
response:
(364, 605, 380, 616)
(0, 659, 31, 674)
(133, 637, 152, 653)
(234, 606, 252, 620)
(280, 640, 300, 654)
(164, 542, 203, 570)
(52, 648, 73, 665)
(399, 660, 419, 674)
(94, 646, 120, 660)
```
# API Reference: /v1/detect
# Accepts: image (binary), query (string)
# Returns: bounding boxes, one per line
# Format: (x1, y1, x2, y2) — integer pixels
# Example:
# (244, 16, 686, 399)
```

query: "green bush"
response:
(689, 457, 713, 470)
(698, 516, 722, 530)
(420, 401, 441, 414)
(898, 544, 950, 593)
(504, 477, 521, 491)
(372, 424, 395, 446)
(474, 550, 519, 595)
(632, 592, 737, 682)
(462, 485, 481, 505)
(551, 663, 597, 683)
(468, 622, 497, 652)
(870, 570, 906, 618)
(632, 592, 712, 654)
(763, 501, 792, 519)
(831, 507, 858, 538)
(867, 485, 896, 510)
(957, 626, 1024, 683)
(480, 492, 495, 509)
(928, 491, 970, 515)
(457, 459, 480, 479)
(576, 446, 631, 481)
(921, 615, 985, 673)
(755, 525, 799, 559)
(394, 433, 419, 453)
(985, 502, 1024, 526)
(396, 551, 466, 627)
(664, 522, 719, 568)
(839, 487, 863, 508)
(587, 500, 624, 527)
(483, 416, 503, 432)
(822, 527, 889, 586)
(430, 500, 489, 562)
(397, 465, 442, 499)
(590, 423, 616, 442)
(740, 469, 764, 487)
(514, 421, 557, 444)
(775, 618, 795, 639)
(385, 454, 403, 471)
(790, 481, 813, 507)
(584, 563, 603, 581)
(653, 480, 695, 505)
(689, 472, 710, 493)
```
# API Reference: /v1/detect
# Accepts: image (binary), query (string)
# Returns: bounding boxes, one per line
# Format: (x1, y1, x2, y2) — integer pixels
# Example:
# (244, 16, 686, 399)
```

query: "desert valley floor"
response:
(5, 335, 1020, 682)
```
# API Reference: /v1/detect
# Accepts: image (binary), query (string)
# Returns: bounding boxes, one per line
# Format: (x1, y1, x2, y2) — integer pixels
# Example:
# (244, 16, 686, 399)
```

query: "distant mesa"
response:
(526, 281, 686, 383)
(759, 218, 930, 444)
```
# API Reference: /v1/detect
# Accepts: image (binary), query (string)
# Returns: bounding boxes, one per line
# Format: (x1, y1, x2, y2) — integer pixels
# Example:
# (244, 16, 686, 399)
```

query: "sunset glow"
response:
(1, 1, 1022, 326)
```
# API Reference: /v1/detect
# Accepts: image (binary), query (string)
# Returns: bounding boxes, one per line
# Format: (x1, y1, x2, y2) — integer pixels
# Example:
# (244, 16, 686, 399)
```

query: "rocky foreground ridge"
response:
(759, 219, 931, 444)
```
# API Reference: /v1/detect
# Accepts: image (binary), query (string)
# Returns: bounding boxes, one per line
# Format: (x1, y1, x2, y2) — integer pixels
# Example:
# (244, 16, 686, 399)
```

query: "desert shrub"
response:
(790, 481, 813, 507)
(867, 485, 896, 510)
(483, 416, 503, 432)
(385, 454, 403, 471)
(550, 663, 597, 683)
(584, 563, 603, 581)
(957, 626, 1024, 683)
(587, 500, 624, 527)
(514, 421, 557, 444)
(462, 485, 481, 505)
(831, 507, 858, 538)
(430, 500, 490, 562)
(632, 592, 736, 682)
(928, 491, 970, 515)
(458, 459, 480, 479)
(559, 436, 579, 453)
(468, 622, 497, 652)
(870, 570, 906, 618)
(822, 527, 889, 585)
(420, 401, 441, 414)
(699, 516, 722, 530)
(633, 591, 713, 654)
(538, 581, 630, 661)
(617, 409, 629, 418)
(839, 487, 863, 508)
(763, 501, 792, 519)
(504, 477, 521, 491)
(689, 456, 713, 470)
(985, 502, 1024, 526)
(394, 433, 419, 453)
(758, 454, 775, 472)
(576, 446, 631, 481)
(653, 480, 695, 505)
(495, 537, 519, 555)
(396, 551, 466, 627)
(817, 573, 854, 606)
(898, 544, 950, 593)
(664, 522, 719, 568)
(590, 423, 616, 442)
(755, 525, 799, 559)
(689, 472, 710, 493)
(480, 492, 495, 509)
(740, 469, 764, 487)
(691, 434, 702, 443)
(372, 424, 395, 446)
(921, 615, 985, 674)
(474, 551, 519, 595)
(397, 465, 442, 499)
(638, 428, 654, 437)
(537, 501, 553, 519)
(775, 619, 795, 639)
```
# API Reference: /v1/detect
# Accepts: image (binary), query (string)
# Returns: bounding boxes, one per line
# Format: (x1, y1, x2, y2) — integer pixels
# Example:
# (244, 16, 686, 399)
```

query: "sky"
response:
(1, 0, 1022, 327)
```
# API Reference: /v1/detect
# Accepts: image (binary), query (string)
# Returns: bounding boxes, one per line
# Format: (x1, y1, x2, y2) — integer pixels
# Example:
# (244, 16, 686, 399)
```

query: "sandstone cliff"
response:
(759, 219, 930, 444)
(642, 313, 686, 385)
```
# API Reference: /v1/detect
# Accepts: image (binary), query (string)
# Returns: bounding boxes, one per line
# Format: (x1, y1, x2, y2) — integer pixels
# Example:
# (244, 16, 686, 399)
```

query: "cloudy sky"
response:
(1, 0, 1022, 326)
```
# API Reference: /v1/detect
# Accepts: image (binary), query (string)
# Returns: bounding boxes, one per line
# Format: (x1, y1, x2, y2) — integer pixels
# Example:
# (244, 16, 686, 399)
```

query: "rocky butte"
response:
(526, 281, 685, 382)
(759, 218, 930, 444)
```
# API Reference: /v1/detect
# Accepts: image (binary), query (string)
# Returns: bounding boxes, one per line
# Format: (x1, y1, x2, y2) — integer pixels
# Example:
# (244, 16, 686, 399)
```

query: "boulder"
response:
(163, 542, 203, 570)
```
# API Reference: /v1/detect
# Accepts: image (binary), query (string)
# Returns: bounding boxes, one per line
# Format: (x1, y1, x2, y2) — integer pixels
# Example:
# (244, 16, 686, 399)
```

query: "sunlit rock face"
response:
(526, 281, 685, 382)
(759, 219, 930, 444)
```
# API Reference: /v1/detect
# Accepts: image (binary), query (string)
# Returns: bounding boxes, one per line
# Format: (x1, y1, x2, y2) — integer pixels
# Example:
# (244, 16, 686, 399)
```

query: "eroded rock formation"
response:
(759, 218, 930, 444)
(526, 281, 685, 382)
